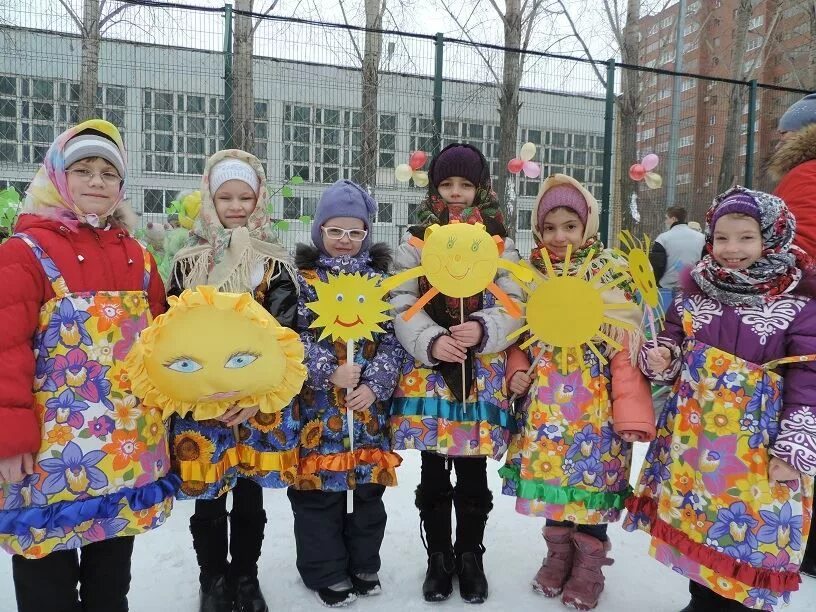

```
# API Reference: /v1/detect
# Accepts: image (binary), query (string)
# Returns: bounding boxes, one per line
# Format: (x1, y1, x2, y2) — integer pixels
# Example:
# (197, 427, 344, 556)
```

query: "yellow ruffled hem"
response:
(177, 446, 299, 484)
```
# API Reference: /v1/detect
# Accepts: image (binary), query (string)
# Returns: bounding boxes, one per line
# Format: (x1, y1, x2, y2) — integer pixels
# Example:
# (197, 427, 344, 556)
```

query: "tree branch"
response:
(99, 3, 132, 31)
(554, 0, 606, 86)
(58, 0, 83, 32)
(252, 0, 281, 34)
(338, 0, 364, 64)
(439, 0, 502, 82)
(486, 0, 508, 26)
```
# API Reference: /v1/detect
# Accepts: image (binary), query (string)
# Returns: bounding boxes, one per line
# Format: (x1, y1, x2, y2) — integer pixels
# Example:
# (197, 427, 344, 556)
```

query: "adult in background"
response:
(649, 206, 706, 294)
(768, 92, 816, 578)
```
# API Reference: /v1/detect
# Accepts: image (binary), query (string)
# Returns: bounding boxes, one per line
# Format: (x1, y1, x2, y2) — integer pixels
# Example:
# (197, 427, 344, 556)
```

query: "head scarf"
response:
(691, 186, 807, 306)
(22, 119, 130, 230)
(170, 149, 294, 293)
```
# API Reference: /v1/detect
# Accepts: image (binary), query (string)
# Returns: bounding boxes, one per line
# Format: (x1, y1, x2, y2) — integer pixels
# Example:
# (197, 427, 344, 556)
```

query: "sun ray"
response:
(592, 274, 629, 291)
(576, 248, 597, 279)
(541, 247, 556, 278)
(586, 340, 608, 365)
(487, 282, 521, 318)
(595, 331, 623, 352)
(560, 349, 568, 373)
(562, 243, 573, 274)
(402, 287, 440, 321)
(590, 260, 616, 282)
(520, 335, 537, 351)
(603, 316, 636, 331)
(507, 323, 530, 341)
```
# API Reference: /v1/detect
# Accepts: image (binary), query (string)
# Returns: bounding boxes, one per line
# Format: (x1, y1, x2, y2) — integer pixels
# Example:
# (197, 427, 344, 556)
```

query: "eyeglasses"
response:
(67, 168, 122, 186)
(321, 226, 368, 241)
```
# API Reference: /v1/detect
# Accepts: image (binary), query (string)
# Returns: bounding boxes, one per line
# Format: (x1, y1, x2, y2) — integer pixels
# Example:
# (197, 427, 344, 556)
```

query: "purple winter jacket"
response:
(639, 273, 816, 477)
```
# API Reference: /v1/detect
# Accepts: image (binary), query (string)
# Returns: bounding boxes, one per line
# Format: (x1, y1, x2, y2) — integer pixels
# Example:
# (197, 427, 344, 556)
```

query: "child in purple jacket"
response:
(288, 180, 405, 608)
(625, 186, 816, 611)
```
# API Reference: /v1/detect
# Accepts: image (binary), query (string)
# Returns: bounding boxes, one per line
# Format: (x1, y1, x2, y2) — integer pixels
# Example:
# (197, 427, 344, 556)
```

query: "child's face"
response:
(537, 207, 585, 259)
(213, 179, 257, 229)
(66, 157, 121, 217)
(321, 216, 367, 257)
(437, 176, 476, 212)
(712, 213, 762, 270)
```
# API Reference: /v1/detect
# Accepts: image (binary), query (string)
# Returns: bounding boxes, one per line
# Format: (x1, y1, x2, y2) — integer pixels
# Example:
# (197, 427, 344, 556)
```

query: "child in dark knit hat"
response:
(389, 143, 525, 604)
(290, 179, 405, 608)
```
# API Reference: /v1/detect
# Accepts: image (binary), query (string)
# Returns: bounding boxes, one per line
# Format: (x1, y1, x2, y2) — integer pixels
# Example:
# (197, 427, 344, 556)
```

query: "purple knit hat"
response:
(311, 179, 377, 254)
(536, 184, 589, 229)
(430, 145, 483, 188)
(711, 191, 760, 227)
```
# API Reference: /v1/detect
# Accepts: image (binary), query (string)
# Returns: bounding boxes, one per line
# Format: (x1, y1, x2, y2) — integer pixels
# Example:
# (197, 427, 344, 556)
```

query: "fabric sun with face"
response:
(508, 246, 639, 373)
(126, 286, 307, 420)
(306, 272, 393, 343)
(612, 230, 663, 339)
(381, 221, 533, 319)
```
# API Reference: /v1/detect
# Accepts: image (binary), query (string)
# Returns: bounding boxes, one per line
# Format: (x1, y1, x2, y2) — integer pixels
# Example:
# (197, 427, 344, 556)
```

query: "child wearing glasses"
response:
(168, 150, 299, 612)
(289, 179, 405, 607)
(0, 120, 176, 612)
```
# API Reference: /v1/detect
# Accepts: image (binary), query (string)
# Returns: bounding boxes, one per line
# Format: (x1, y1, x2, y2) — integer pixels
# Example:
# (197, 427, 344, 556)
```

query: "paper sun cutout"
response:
(395, 151, 429, 187)
(507, 246, 638, 372)
(126, 286, 306, 420)
(612, 230, 663, 339)
(306, 272, 393, 343)
(382, 221, 533, 320)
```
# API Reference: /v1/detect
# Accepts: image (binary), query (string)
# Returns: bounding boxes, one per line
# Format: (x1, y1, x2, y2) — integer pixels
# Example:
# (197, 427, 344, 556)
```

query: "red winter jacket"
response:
(0, 214, 166, 459)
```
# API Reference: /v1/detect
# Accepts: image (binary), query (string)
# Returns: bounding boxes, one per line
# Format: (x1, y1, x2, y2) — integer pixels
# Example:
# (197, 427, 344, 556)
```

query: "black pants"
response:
(420, 451, 488, 499)
(287, 484, 387, 590)
(688, 580, 750, 610)
(193, 476, 263, 519)
(545, 520, 609, 542)
(12, 536, 135, 612)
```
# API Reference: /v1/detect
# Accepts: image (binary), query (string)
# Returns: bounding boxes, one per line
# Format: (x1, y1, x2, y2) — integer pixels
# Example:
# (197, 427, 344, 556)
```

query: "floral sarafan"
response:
(306, 272, 392, 343)
(381, 221, 533, 319)
(508, 245, 638, 372)
(126, 286, 306, 420)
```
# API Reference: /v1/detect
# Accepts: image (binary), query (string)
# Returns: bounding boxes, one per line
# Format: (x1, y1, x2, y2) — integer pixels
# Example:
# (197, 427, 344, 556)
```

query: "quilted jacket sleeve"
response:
(771, 299, 816, 477)
(360, 317, 406, 402)
(0, 238, 46, 458)
(638, 294, 684, 384)
(146, 252, 167, 319)
(263, 265, 298, 330)
(611, 338, 656, 441)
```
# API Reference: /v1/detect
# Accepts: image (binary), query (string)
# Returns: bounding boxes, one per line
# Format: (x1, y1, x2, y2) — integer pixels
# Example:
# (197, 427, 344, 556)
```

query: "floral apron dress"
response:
(0, 233, 178, 559)
(624, 302, 815, 610)
(500, 347, 634, 524)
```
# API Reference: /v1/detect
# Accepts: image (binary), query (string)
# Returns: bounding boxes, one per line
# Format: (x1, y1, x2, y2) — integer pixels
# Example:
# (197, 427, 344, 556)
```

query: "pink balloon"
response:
(629, 163, 646, 181)
(507, 158, 524, 174)
(642, 153, 659, 172)
(409, 150, 427, 171)
(522, 161, 541, 179)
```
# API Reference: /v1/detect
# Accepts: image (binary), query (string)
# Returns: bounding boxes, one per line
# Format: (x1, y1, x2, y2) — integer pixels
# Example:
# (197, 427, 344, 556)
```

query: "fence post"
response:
(432, 32, 444, 158)
(744, 79, 758, 188)
(600, 58, 615, 245)
(223, 3, 234, 149)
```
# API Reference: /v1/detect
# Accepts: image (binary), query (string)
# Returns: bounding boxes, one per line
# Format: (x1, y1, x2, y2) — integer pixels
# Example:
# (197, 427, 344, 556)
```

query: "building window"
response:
(142, 188, 176, 214)
(376, 201, 393, 224)
(748, 15, 764, 31)
(517, 209, 532, 231)
(378, 113, 397, 169)
(281, 195, 317, 220)
(679, 135, 694, 148)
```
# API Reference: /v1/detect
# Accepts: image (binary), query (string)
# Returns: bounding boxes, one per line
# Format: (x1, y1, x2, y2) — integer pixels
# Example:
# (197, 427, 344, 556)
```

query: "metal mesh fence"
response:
(0, 0, 810, 256)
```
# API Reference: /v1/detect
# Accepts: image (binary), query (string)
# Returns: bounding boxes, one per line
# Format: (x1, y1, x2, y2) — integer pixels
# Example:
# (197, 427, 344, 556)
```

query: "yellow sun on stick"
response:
(507, 246, 639, 373)
(381, 221, 533, 320)
(306, 272, 393, 343)
(612, 230, 663, 340)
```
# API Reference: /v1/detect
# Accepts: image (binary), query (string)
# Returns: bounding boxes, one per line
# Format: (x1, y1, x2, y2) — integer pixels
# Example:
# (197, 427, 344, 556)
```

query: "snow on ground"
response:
(1, 445, 814, 611)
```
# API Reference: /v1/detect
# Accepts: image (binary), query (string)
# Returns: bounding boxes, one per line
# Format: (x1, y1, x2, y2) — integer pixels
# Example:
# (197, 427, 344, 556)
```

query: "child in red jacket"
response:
(0, 120, 177, 612)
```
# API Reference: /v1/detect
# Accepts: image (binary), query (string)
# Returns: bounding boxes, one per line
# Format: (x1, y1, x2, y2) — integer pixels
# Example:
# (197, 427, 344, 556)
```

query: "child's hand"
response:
(769, 457, 800, 482)
(509, 371, 532, 396)
(449, 321, 483, 348)
(0, 453, 34, 484)
(431, 335, 467, 363)
(645, 346, 671, 373)
(619, 431, 643, 443)
(346, 384, 376, 412)
(330, 363, 362, 389)
(218, 404, 260, 427)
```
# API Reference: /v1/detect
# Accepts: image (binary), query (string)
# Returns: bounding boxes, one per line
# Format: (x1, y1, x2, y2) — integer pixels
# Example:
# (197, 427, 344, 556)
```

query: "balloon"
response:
(522, 161, 541, 179)
(519, 142, 536, 162)
(507, 158, 524, 174)
(644, 172, 663, 189)
(642, 153, 659, 172)
(413, 171, 429, 187)
(395, 163, 413, 182)
(629, 163, 646, 181)
(409, 151, 427, 171)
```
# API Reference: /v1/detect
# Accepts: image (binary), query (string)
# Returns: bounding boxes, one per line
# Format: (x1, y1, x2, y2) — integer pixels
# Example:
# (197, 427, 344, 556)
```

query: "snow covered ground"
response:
(1, 445, 814, 611)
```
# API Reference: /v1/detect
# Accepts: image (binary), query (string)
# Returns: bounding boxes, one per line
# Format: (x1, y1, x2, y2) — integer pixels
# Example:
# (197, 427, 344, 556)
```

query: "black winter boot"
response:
(229, 510, 269, 612)
(680, 580, 749, 612)
(190, 515, 233, 612)
(801, 522, 816, 578)
(453, 489, 493, 604)
(416, 485, 455, 602)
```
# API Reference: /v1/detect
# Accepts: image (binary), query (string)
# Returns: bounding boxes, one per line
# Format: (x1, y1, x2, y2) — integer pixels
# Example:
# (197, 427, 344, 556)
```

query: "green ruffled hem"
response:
(499, 464, 633, 511)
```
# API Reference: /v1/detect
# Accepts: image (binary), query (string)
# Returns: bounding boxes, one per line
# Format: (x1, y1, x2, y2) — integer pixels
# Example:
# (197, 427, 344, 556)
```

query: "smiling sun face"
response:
(306, 272, 392, 343)
(125, 286, 307, 420)
(613, 230, 660, 309)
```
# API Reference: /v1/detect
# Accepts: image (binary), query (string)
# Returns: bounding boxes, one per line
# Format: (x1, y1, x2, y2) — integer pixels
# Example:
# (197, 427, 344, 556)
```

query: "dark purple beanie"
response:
(430, 145, 483, 188)
(712, 191, 760, 227)
(311, 179, 377, 253)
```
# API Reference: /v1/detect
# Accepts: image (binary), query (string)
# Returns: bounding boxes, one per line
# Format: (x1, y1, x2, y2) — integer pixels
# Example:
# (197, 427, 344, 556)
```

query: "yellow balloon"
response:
(306, 272, 393, 343)
(395, 163, 413, 182)
(644, 172, 663, 189)
(519, 142, 536, 162)
(126, 286, 306, 420)
(413, 171, 429, 187)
